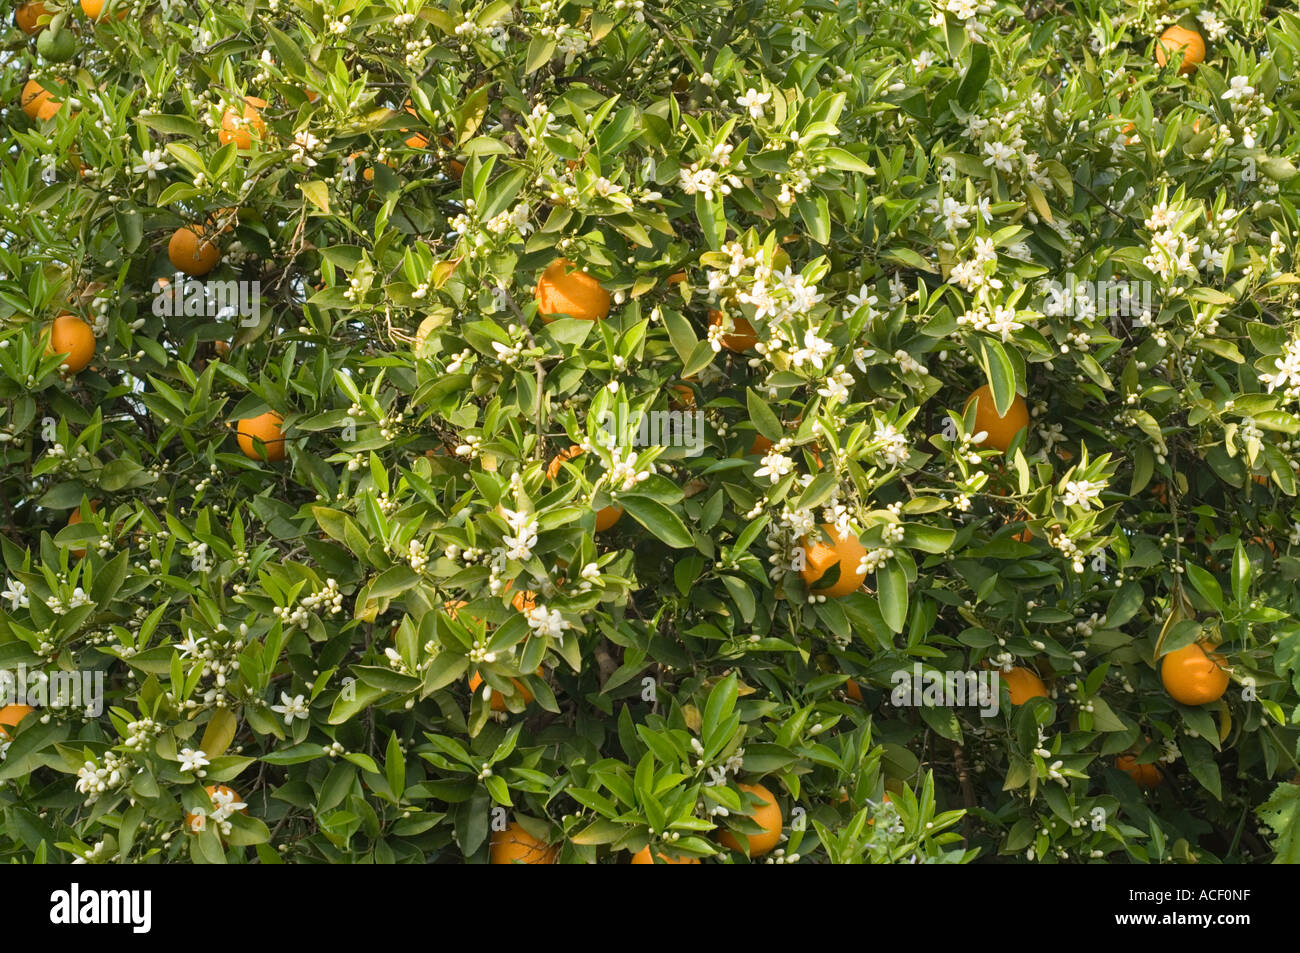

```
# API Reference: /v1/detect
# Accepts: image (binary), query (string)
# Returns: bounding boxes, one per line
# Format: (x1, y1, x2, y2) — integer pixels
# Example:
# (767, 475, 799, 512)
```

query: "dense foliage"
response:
(3, 0, 1300, 863)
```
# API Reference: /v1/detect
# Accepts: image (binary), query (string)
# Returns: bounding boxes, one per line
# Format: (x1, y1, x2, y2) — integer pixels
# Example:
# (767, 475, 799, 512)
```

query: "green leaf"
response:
(618, 495, 693, 548)
(877, 561, 908, 633)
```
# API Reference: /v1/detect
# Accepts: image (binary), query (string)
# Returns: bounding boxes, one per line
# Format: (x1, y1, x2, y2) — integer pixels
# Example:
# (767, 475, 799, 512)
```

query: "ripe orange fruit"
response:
(184, 784, 248, 833)
(1156, 25, 1205, 75)
(20, 78, 63, 121)
(1001, 666, 1048, 704)
(490, 821, 557, 864)
(15, 2, 49, 33)
(47, 314, 95, 373)
(66, 500, 100, 558)
(1161, 641, 1229, 705)
(81, 0, 127, 20)
(631, 845, 700, 864)
(749, 432, 773, 455)
(964, 385, 1029, 453)
(709, 308, 758, 351)
(718, 782, 782, 857)
(235, 411, 287, 462)
(799, 524, 867, 598)
(535, 259, 610, 321)
(844, 679, 864, 703)
(1116, 753, 1163, 789)
(218, 96, 267, 150)
(546, 445, 622, 531)
(167, 225, 221, 277)
(0, 704, 34, 741)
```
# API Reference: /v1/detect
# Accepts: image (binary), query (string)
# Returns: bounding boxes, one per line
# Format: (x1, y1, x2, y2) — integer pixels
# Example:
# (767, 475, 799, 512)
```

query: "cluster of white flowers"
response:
(932, 0, 993, 40)
(678, 147, 742, 202)
(75, 751, 132, 805)
(525, 604, 569, 639)
(187, 785, 247, 836)
(699, 747, 748, 815)
(604, 444, 655, 491)
(484, 201, 534, 238)
(816, 364, 856, 404)
(1061, 478, 1106, 509)
(926, 194, 990, 233)
(122, 717, 160, 752)
(949, 237, 1001, 293)
(872, 421, 911, 467)
(856, 535, 900, 576)
(1195, 9, 1229, 42)
(1260, 335, 1300, 399)
(958, 302, 1025, 342)
(1142, 201, 1200, 282)
(47, 586, 92, 616)
(499, 507, 539, 561)
(1052, 531, 1086, 574)
(754, 445, 795, 484)
(290, 130, 323, 167)
(406, 538, 428, 573)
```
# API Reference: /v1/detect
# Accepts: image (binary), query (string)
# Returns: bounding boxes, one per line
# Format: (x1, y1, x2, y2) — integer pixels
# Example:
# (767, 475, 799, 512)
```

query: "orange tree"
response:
(2, 0, 1300, 864)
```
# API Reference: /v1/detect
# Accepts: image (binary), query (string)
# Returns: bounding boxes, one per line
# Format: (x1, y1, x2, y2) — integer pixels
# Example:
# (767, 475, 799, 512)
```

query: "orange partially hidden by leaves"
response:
(1156, 25, 1205, 75)
(47, 314, 95, 373)
(235, 411, 287, 462)
(718, 782, 783, 857)
(1116, 754, 1163, 789)
(0, 704, 34, 741)
(168, 225, 221, 277)
(866, 791, 892, 823)
(669, 383, 696, 410)
(15, 2, 49, 33)
(1161, 641, 1229, 706)
(710, 308, 758, 351)
(208, 207, 240, 234)
(844, 679, 864, 703)
(964, 385, 1029, 453)
(799, 523, 867, 598)
(218, 97, 267, 150)
(631, 845, 700, 864)
(468, 670, 538, 712)
(185, 784, 248, 833)
(67, 500, 100, 558)
(546, 445, 622, 531)
(399, 106, 429, 149)
(490, 821, 557, 864)
(1008, 512, 1033, 543)
(535, 259, 610, 321)
(1001, 666, 1048, 705)
(20, 78, 63, 122)
(81, 0, 127, 19)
